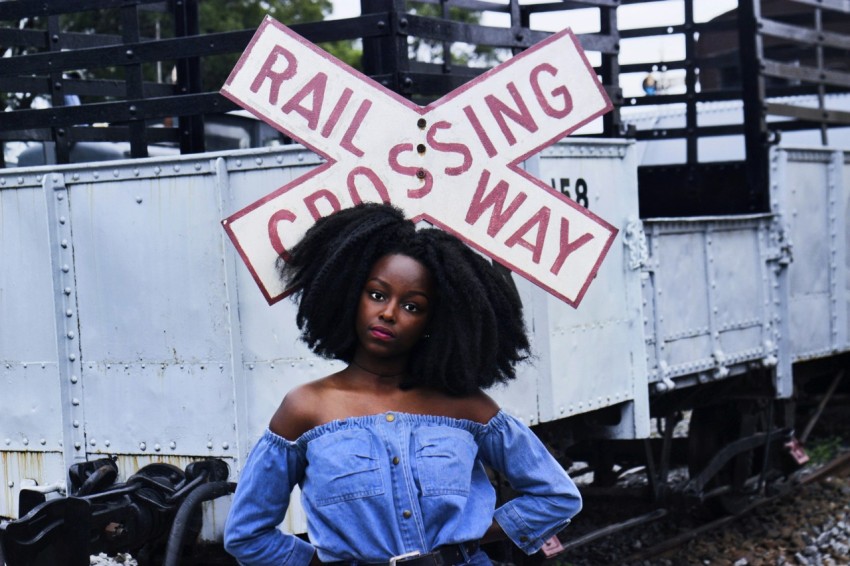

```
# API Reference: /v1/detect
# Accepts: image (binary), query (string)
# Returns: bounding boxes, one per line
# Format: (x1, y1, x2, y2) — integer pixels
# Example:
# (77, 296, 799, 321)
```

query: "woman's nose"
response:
(378, 302, 396, 322)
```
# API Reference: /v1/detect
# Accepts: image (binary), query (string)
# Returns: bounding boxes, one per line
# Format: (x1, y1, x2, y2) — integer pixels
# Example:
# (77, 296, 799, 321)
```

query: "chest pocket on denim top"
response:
(307, 428, 385, 507)
(414, 426, 478, 496)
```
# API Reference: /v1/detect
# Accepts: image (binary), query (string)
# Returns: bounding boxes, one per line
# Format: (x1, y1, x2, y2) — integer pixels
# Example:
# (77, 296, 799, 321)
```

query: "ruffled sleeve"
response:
(224, 429, 315, 566)
(477, 411, 582, 555)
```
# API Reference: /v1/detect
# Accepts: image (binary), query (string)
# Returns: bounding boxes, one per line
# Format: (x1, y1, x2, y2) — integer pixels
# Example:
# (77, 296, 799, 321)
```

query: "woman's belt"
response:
(326, 541, 481, 566)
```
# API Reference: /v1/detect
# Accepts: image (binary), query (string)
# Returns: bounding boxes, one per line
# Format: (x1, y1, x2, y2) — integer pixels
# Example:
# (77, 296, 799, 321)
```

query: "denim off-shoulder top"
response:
(224, 410, 582, 566)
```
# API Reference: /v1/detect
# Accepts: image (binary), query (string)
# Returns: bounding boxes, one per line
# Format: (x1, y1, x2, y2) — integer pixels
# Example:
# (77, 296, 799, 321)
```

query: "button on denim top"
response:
(224, 410, 582, 566)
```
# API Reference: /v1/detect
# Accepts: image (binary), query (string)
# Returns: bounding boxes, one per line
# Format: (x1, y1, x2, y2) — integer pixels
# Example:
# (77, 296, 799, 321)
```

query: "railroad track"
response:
(557, 450, 850, 565)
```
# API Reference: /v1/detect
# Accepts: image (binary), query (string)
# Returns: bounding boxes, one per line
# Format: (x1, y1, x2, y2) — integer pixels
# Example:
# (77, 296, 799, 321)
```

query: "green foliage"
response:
(197, 0, 336, 91)
(806, 436, 843, 465)
(12, 1, 343, 99)
(406, 1, 502, 67)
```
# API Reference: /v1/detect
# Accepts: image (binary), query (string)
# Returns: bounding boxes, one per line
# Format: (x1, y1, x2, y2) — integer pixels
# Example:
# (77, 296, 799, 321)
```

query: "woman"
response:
(224, 203, 581, 566)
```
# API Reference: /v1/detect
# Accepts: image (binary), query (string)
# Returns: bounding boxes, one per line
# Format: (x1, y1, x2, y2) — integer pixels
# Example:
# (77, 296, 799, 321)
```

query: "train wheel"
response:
(687, 403, 759, 515)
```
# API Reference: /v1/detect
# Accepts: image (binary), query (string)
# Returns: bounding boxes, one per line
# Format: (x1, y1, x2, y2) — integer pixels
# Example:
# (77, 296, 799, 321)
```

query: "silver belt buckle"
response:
(389, 551, 421, 566)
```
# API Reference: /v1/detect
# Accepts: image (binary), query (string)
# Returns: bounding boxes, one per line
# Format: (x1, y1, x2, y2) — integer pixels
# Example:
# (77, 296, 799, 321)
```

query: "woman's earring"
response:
(423, 333, 431, 339)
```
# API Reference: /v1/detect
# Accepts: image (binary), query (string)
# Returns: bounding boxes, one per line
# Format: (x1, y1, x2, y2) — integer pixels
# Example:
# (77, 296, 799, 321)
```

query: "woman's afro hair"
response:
(278, 202, 530, 396)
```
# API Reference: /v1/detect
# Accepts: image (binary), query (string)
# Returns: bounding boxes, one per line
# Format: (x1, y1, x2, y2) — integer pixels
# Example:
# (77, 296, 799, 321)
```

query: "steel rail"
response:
(620, 451, 850, 563)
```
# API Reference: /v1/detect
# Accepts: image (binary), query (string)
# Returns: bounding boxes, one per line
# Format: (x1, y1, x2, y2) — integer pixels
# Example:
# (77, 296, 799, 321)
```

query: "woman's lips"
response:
(369, 325, 395, 340)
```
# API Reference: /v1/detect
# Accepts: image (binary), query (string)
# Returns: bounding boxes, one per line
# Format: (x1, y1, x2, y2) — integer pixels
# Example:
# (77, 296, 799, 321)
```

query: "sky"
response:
(327, 0, 739, 98)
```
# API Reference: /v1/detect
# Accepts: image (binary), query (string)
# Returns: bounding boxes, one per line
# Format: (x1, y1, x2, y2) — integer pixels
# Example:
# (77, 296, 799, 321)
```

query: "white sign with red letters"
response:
(221, 16, 617, 307)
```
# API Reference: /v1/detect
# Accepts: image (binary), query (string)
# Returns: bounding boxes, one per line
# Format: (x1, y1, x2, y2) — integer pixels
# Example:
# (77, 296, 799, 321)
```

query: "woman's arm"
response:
(224, 430, 316, 565)
(477, 411, 582, 555)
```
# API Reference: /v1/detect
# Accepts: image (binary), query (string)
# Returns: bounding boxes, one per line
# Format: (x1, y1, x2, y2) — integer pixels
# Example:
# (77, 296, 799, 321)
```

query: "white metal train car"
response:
(1, 132, 847, 552)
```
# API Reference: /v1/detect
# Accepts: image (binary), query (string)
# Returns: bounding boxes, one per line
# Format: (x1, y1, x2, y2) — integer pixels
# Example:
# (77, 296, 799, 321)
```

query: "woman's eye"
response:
(368, 291, 384, 301)
(403, 303, 419, 313)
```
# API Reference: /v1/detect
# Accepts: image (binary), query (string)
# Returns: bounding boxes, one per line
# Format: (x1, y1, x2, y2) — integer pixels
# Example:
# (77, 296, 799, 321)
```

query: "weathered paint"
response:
(0, 451, 64, 519)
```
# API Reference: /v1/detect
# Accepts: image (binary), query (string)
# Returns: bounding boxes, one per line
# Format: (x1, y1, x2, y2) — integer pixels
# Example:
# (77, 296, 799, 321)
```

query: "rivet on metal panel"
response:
(235, 160, 242, 167)
(124, 365, 129, 370)
(73, 420, 80, 428)
(70, 375, 78, 384)
(36, 175, 42, 182)
(74, 443, 81, 450)
(269, 364, 274, 369)
(22, 438, 28, 446)
(104, 440, 110, 447)
(4, 438, 9, 445)
(93, 172, 100, 179)
(154, 444, 161, 452)
(194, 163, 202, 171)
(207, 441, 213, 449)
(90, 439, 96, 446)
(64, 287, 72, 295)
(57, 193, 64, 201)
(135, 196, 143, 204)
(66, 310, 73, 318)
(17, 177, 24, 184)
(67, 331, 75, 340)
(222, 442, 230, 450)
(173, 165, 181, 172)
(255, 157, 263, 166)
(248, 364, 254, 370)
(40, 438, 46, 445)
(69, 354, 76, 361)
(298, 154, 305, 162)
(276, 155, 284, 164)
(140, 442, 147, 451)
(170, 441, 176, 450)
(23, 363, 27, 368)
(113, 169, 119, 178)
(61, 239, 68, 248)
(219, 364, 224, 369)
(200, 365, 205, 370)
(8, 481, 13, 488)
(141, 364, 145, 369)
(62, 264, 70, 273)
(154, 166, 161, 175)
(133, 168, 140, 177)
(72, 398, 80, 406)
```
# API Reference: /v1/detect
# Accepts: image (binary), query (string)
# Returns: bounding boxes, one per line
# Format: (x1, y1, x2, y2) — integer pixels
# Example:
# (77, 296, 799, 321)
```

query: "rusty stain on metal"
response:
(2, 451, 46, 517)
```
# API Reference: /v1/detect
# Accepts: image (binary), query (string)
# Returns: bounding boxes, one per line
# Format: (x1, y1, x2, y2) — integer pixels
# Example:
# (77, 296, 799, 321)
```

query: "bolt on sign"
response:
(221, 16, 618, 307)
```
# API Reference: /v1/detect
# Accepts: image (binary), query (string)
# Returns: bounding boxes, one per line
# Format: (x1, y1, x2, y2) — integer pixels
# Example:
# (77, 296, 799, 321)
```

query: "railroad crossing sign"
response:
(221, 16, 617, 307)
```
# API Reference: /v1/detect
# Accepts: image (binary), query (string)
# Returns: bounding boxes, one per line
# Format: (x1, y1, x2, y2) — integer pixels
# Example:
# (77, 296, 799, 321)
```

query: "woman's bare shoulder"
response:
(465, 390, 501, 423)
(433, 389, 500, 425)
(269, 379, 332, 441)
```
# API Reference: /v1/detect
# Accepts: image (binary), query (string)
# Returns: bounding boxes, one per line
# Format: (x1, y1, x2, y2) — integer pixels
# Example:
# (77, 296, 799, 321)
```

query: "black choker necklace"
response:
(350, 360, 405, 378)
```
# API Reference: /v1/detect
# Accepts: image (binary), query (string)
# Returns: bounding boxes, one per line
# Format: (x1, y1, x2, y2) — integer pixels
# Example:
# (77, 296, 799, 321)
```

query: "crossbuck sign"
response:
(222, 16, 618, 307)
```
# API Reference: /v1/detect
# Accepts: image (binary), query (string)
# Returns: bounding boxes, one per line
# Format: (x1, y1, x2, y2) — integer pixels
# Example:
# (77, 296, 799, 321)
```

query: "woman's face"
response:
(355, 253, 435, 362)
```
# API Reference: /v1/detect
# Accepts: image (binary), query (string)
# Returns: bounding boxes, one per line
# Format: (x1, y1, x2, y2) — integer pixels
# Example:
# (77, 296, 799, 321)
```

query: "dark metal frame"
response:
(2, 0, 850, 218)
(0, 0, 624, 167)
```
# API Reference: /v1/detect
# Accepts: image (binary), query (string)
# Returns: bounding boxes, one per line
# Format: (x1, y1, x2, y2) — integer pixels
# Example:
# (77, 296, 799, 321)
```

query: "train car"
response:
(1, 0, 849, 563)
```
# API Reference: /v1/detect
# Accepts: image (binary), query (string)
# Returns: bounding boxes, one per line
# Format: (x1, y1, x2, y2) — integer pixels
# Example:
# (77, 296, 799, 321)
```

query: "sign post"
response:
(222, 16, 618, 307)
